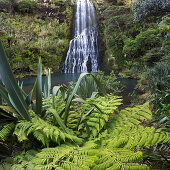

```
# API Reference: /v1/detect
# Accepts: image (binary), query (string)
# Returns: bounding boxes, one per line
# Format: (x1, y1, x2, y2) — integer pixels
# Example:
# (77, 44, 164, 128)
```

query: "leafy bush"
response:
(142, 62, 169, 91)
(16, 0, 38, 14)
(133, 0, 170, 22)
(0, 12, 70, 73)
(0, 0, 11, 12)
(123, 28, 160, 59)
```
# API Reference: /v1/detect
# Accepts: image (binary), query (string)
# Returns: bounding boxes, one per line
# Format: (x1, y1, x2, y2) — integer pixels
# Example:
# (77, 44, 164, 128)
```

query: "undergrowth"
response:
(9, 102, 170, 169)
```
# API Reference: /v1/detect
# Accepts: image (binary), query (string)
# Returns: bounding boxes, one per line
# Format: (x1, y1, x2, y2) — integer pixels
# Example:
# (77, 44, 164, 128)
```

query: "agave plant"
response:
(0, 40, 31, 121)
(0, 40, 120, 147)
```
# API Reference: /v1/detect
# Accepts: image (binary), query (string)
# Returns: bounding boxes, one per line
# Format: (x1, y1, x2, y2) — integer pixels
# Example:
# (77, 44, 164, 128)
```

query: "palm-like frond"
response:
(14, 111, 83, 147)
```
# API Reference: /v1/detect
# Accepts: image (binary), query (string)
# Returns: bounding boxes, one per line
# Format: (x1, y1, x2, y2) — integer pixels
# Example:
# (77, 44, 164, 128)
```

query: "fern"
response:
(43, 95, 65, 114)
(68, 95, 122, 138)
(14, 111, 83, 147)
(29, 145, 98, 169)
(0, 122, 15, 141)
(11, 102, 170, 169)
(10, 142, 149, 170)
(93, 148, 149, 170)
(102, 103, 170, 149)
(43, 94, 122, 139)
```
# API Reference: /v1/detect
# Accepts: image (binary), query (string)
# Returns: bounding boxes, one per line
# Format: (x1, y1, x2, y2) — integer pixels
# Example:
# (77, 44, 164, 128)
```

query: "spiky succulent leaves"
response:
(0, 80, 2, 105)
(64, 73, 89, 125)
(14, 111, 83, 147)
(52, 85, 67, 108)
(72, 74, 106, 99)
(36, 58, 42, 115)
(0, 122, 15, 141)
(0, 84, 12, 107)
(21, 78, 37, 108)
(44, 68, 51, 100)
(0, 105, 18, 120)
(22, 78, 37, 111)
(0, 41, 30, 121)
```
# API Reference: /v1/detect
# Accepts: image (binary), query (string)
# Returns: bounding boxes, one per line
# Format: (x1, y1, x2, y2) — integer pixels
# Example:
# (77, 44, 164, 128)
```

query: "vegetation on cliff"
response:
(0, 0, 73, 76)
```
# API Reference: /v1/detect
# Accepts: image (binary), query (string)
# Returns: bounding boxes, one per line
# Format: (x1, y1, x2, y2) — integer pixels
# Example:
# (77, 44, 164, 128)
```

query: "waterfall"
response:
(64, 0, 99, 73)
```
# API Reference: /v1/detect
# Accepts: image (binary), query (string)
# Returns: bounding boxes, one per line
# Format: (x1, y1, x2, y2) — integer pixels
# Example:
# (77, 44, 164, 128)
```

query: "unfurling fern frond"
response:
(0, 122, 15, 141)
(14, 111, 83, 147)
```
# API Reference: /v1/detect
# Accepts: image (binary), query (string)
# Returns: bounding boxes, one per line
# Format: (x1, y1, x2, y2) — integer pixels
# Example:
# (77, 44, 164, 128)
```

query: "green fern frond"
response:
(11, 102, 169, 170)
(43, 95, 65, 113)
(30, 145, 98, 170)
(11, 141, 150, 170)
(0, 122, 15, 141)
(94, 148, 148, 170)
(14, 112, 83, 146)
(75, 95, 122, 138)
(105, 102, 170, 150)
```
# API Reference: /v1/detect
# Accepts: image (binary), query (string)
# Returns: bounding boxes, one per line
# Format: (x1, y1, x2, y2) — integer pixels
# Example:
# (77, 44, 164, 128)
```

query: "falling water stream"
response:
(64, 0, 99, 73)
(12, 0, 137, 102)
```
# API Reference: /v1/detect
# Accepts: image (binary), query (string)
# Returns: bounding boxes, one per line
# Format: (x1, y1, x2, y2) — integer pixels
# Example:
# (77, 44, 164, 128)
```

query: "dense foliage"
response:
(133, 0, 170, 22)
(96, 1, 169, 75)
(0, 0, 170, 169)
(0, 0, 73, 76)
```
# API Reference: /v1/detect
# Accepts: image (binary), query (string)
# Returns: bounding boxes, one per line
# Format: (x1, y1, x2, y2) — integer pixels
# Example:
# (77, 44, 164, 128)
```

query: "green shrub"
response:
(0, 0, 11, 11)
(123, 28, 160, 59)
(133, 0, 170, 22)
(16, 0, 38, 14)
(142, 62, 169, 91)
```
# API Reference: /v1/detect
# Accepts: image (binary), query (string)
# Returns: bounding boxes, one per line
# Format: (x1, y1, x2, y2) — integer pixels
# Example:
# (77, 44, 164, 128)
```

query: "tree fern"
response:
(0, 122, 15, 141)
(43, 94, 122, 139)
(103, 102, 170, 150)
(14, 111, 83, 147)
(69, 95, 122, 138)
(10, 142, 149, 170)
(10, 102, 170, 169)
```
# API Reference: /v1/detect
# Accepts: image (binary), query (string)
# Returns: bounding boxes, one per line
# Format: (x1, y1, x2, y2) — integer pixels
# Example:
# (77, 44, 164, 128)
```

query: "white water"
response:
(64, 0, 99, 73)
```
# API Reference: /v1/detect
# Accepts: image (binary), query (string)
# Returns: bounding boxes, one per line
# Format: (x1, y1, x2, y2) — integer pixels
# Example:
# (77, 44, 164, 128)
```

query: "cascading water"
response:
(64, 0, 99, 73)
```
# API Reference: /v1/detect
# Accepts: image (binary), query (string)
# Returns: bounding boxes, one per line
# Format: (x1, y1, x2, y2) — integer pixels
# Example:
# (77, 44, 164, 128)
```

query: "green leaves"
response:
(48, 108, 69, 134)
(0, 40, 31, 121)
(36, 58, 42, 115)
(44, 68, 51, 100)
(64, 73, 89, 125)
(0, 80, 2, 105)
